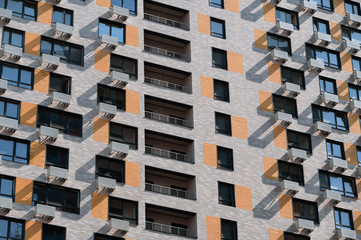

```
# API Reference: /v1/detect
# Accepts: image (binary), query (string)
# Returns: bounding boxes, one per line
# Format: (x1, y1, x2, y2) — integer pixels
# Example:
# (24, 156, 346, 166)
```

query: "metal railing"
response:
(144, 13, 189, 30)
(145, 111, 193, 128)
(145, 146, 193, 163)
(144, 77, 191, 93)
(145, 182, 195, 200)
(145, 221, 197, 238)
(144, 45, 190, 62)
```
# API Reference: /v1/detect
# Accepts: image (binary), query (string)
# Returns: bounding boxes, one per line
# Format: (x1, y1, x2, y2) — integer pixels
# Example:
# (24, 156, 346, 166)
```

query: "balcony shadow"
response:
(245, 54, 270, 83)
(253, 185, 281, 219)
(240, 1, 264, 22)
(75, 156, 97, 183)
(318, 199, 334, 222)
(248, 115, 275, 148)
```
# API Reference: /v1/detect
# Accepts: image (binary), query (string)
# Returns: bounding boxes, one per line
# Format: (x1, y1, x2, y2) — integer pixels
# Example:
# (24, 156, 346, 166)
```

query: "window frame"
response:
(312, 104, 349, 131)
(280, 66, 305, 89)
(277, 160, 304, 186)
(209, 0, 224, 9)
(283, 232, 310, 240)
(286, 129, 312, 154)
(0, 135, 30, 164)
(49, 72, 71, 95)
(292, 198, 319, 224)
(326, 139, 345, 159)
(305, 43, 341, 69)
(276, 7, 299, 29)
(98, 18, 126, 43)
(319, 170, 357, 198)
(52, 6, 73, 26)
(317, 0, 334, 11)
(218, 181, 235, 207)
(212, 48, 228, 70)
(313, 17, 330, 34)
(341, 25, 361, 44)
(217, 146, 234, 170)
(272, 94, 298, 118)
(45, 145, 69, 169)
(334, 208, 354, 230)
(42, 223, 66, 240)
(97, 84, 126, 110)
(2, 27, 25, 48)
(345, 0, 361, 15)
(0, 96, 20, 120)
(267, 33, 292, 56)
(348, 83, 361, 100)
(352, 55, 361, 71)
(0, 61, 34, 89)
(0, 215, 25, 240)
(0, 0, 37, 20)
(220, 219, 237, 240)
(109, 122, 138, 149)
(108, 197, 138, 225)
(215, 112, 232, 136)
(110, 54, 138, 79)
(110, 0, 137, 15)
(213, 79, 230, 102)
(319, 76, 337, 94)
(95, 155, 125, 183)
(0, 174, 15, 200)
(210, 17, 226, 39)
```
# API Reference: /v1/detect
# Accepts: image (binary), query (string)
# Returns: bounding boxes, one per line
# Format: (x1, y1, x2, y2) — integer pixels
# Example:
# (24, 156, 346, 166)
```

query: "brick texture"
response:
(354, 211, 361, 234)
(125, 161, 140, 187)
(94, 49, 110, 72)
(263, 3, 275, 23)
(227, 51, 244, 74)
(25, 220, 42, 240)
(93, 117, 109, 143)
(349, 113, 361, 135)
(34, 69, 50, 94)
(198, 13, 210, 35)
(231, 115, 247, 140)
(20, 102, 37, 128)
(269, 228, 284, 240)
(126, 25, 139, 47)
(200, 75, 214, 98)
(225, 0, 240, 13)
(341, 52, 353, 73)
(206, 215, 221, 240)
(29, 141, 46, 168)
(235, 185, 252, 211)
(203, 143, 217, 168)
(259, 90, 273, 113)
(24, 32, 41, 56)
(334, 0, 346, 15)
(337, 80, 349, 101)
(330, 21, 342, 42)
(126, 90, 140, 114)
(15, 177, 33, 205)
(254, 29, 268, 50)
(37, 2, 53, 25)
(91, 192, 108, 220)
(96, 0, 110, 8)
(278, 194, 293, 219)
(345, 143, 358, 166)
(268, 62, 281, 84)
(273, 125, 287, 149)
(263, 156, 279, 181)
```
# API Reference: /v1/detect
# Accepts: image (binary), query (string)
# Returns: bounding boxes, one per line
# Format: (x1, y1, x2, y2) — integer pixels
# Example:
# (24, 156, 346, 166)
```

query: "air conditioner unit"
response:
(301, 0, 318, 13)
(270, 49, 289, 64)
(1, 44, 22, 62)
(39, 126, 59, 142)
(110, 70, 129, 87)
(313, 121, 332, 134)
(97, 102, 117, 118)
(47, 166, 68, 183)
(110, 5, 129, 22)
(34, 204, 56, 221)
(323, 189, 341, 203)
(347, 13, 361, 27)
(51, 91, 71, 107)
(0, 8, 12, 24)
(109, 218, 129, 233)
(40, 53, 60, 71)
(0, 197, 12, 213)
(0, 116, 18, 134)
(96, 176, 116, 193)
(100, 34, 118, 50)
(307, 58, 324, 72)
(53, 22, 73, 38)
(109, 141, 129, 158)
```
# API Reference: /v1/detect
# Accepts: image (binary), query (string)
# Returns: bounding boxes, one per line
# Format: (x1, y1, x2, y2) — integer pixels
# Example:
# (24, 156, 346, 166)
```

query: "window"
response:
(110, 54, 137, 79)
(334, 208, 354, 230)
(0, 175, 15, 200)
(267, 33, 292, 55)
(217, 146, 233, 170)
(0, 97, 20, 120)
(97, 84, 125, 110)
(111, 0, 136, 14)
(280, 66, 305, 89)
(272, 94, 298, 118)
(52, 6, 73, 26)
(0, 216, 24, 240)
(214, 79, 229, 102)
(0, 62, 33, 89)
(306, 44, 341, 69)
(0, 0, 37, 20)
(278, 161, 304, 185)
(109, 122, 138, 149)
(108, 197, 138, 224)
(357, 146, 361, 165)
(342, 26, 361, 44)
(319, 76, 337, 94)
(319, 170, 357, 197)
(312, 105, 348, 131)
(316, 0, 334, 11)
(221, 219, 237, 240)
(215, 112, 231, 135)
(284, 232, 310, 240)
(49, 73, 71, 95)
(209, 0, 223, 8)
(99, 18, 125, 43)
(32, 182, 80, 214)
(212, 48, 227, 70)
(218, 182, 235, 207)
(276, 7, 299, 29)
(2, 28, 24, 48)
(313, 17, 330, 34)
(37, 106, 83, 137)
(292, 198, 319, 224)
(352, 56, 361, 71)
(94, 233, 124, 240)
(326, 139, 345, 159)
(0, 135, 29, 164)
(349, 83, 361, 100)
(210, 18, 225, 38)
(42, 224, 66, 240)
(96, 155, 125, 183)
(46, 145, 69, 169)
(287, 130, 312, 153)
(40, 37, 83, 66)
(345, 0, 360, 15)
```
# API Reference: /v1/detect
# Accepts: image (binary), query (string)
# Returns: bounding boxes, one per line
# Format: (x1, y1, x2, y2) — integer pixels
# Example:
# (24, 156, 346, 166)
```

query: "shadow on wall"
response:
(240, 1, 265, 22)
(253, 185, 281, 220)
(245, 54, 270, 83)
(248, 114, 275, 149)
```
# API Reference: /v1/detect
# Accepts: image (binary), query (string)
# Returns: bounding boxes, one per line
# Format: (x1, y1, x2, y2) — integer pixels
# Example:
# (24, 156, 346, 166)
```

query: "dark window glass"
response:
(312, 105, 348, 131)
(0, 62, 33, 89)
(217, 146, 233, 170)
(345, 0, 360, 15)
(267, 33, 292, 55)
(110, 54, 137, 79)
(97, 84, 125, 110)
(326, 139, 345, 159)
(0, 135, 29, 164)
(212, 48, 228, 70)
(319, 170, 357, 197)
(0, 175, 15, 200)
(278, 161, 304, 185)
(272, 94, 298, 118)
(357, 146, 361, 166)
(287, 130, 312, 153)
(49, 73, 71, 95)
(221, 219, 237, 240)
(215, 112, 231, 135)
(352, 56, 361, 71)
(2, 28, 24, 48)
(284, 232, 310, 240)
(306, 44, 341, 69)
(313, 17, 330, 34)
(276, 7, 299, 29)
(316, 0, 334, 11)
(210, 18, 225, 38)
(342, 26, 361, 44)
(37, 105, 83, 137)
(218, 182, 235, 207)
(42, 224, 66, 240)
(319, 76, 337, 94)
(108, 197, 138, 224)
(110, 0, 136, 14)
(0, 216, 24, 240)
(96, 155, 125, 183)
(0, 97, 19, 119)
(209, 0, 223, 8)
(292, 198, 319, 224)
(2, 0, 37, 20)
(334, 208, 354, 230)
(94, 233, 125, 240)
(349, 83, 361, 100)
(214, 79, 229, 102)
(99, 18, 125, 43)
(281, 66, 305, 89)
(46, 145, 69, 169)
(32, 182, 80, 214)
(52, 6, 73, 26)
(109, 122, 138, 149)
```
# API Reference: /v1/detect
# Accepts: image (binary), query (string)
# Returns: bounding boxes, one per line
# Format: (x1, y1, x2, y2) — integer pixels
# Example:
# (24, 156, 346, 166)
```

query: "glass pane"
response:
(0, 219, 8, 237)
(24, 2, 36, 20)
(64, 13, 72, 26)
(341, 211, 351, 228)
(9, 222, 23, 239)
(315, 49, 328, 63)
(325, 80, 335, 94)
(2, 65, 18, 82)
(211, 21, 223, 37)
(6, 103, 18, 119)
(336, 115, 346, 130)
(11, 32, 23, 47)
(353, 59, 361, 71)
(7, 0, 22, 14)
(99, 22, 110, 37)
(15, 142, 27, 159)
(0, 139, 14, 157)
(0, 178, 13, 196)
(344, 181, 355, 197)
(20, 69, 32, 85)
(111, 26, 124, 43)
(69, 47, 82, 65)
(322, 111, 336, 125)
(329, 53, 338, 68)
(47, 187, 64, 206)
(52, 10, 63, 24)
(319, 22, 328, 34)
(0, 101, 4, 116)
(123, 0, 136, 13)
(41, 40, 52, 55)
(330, 176, 343, 192)
(53, 43, 69, 59)
(332, 143, 342, 158)
(335, 210, 340, 225)
(2, 31, 9, 46)
(350, 87, 358, 100)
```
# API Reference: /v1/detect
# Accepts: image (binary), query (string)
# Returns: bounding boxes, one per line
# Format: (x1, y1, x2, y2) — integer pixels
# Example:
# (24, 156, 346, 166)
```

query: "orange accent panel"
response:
(273, 125, 287, 149)
(126, 161, 140, 187)
(354, 211, 361, 234)
(263, 3, 276, 23)
(96, 0, 110, 7)
(91, 192, 109, 220)
(203, 143, 217, 168)
(20, 102, 37, 128)
(345, 143, 358, 166)
(126, 90, 140, 114)
(206, 215, 221, 240)
(24, 32, 41, 56)
(25, 221, 42, 240)
(126, 25, 139, 47)
(341, 52, 353, 73)
(337, 80, 349, 101)
(200, 76, 214, 98)
(334, 0, 346, 15)
(37, 2, 52, 25)
(269, 228, 284, 240)
(357, 178, 361, 199)
(263, 156, 279, 181)
(198, 13, 210, 35)
(231, 115, 247, 139)
(259, 90, 273, 113)
(30, 141, 46, 168)
(15, 178, 33, 205)
(225, 0, 240, 13)
(254, 29, 268, 50)
(268, 62, 281, 84)
(278, 194, 293, 219)
(235, 185, 252, 211)
(94, 49, 110, 72)
(330, 22, 342, 42)
(93, 117, 109, 143)
(34, 69, 50, 94)
(227, 51, 244, 74)
(348, 113, 361, 135)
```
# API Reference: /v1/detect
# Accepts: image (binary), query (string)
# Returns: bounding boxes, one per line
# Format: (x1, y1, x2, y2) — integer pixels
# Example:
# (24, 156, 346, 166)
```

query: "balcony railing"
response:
(144, 77, 191, 93)
(145, 111, 193, 128)
(144, 45, 190, 62)
(144, 13, 189, 30)
(145, 182, 195, 200)
(145, 146, 193, 163)
(145, 221, 197, 238)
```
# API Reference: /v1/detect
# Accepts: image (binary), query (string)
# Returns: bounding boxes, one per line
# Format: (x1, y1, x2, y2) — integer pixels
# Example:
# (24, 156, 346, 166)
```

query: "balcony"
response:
(145, 130, 194, 163)
(329, 157, 348, 171)
(144, 0, 189, 30)
(307, 58, 324, 72)
(0, 197, 12, 213)
(40, 53, 60, 71)
(270, 49, 289, 64)
(0, 116, 18, 133)
(144, 62, 192, 93)
(1, 44, 22, 62)
(313, 32, 331, 46)
(288, 148, 307, 162)
(276, 21, 293, 35)
(301, 0, 317, 13)
(0, 8, 12, 24)
(145, 95, 193, 128)
(337, 228, 357, 240)
(145, 166, 196, 200)
(47, 166, 68, 182)
(145, 204, 197, 238)
(50, 91, 71, 107)
(313, 121, 332, 134)
(343, 39, 360, 52)
(282, 82, 300, 96)
(38, 126, 59, 142)
(346, 13, 361, 27)
(144, 30, 191, 62)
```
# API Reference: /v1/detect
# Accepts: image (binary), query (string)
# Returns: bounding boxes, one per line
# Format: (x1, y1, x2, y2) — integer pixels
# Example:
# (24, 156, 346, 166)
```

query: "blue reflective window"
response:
(0, 136, 29, 164)
(98, 19, 125, 43)
(319, 77, 336, 94)
(326, 140, 345, 159)
(209, 0, 223, 8)
(210, 18, 225, 39)
(306, 44, 340, 68)
(3, 0, 37, 20)
(345, 1, 360, 15)
(334, 208, 353, 230)
(0, 176, 14, 199)
(0, 98, 19, 119)
(0, 63, 33, 89)
(52, 6, 73, 26)
(111, 0, 136, 14)
(2, 28, 24, 48)
(316, 0, 333, 11)
(0, 216, 24, 240)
